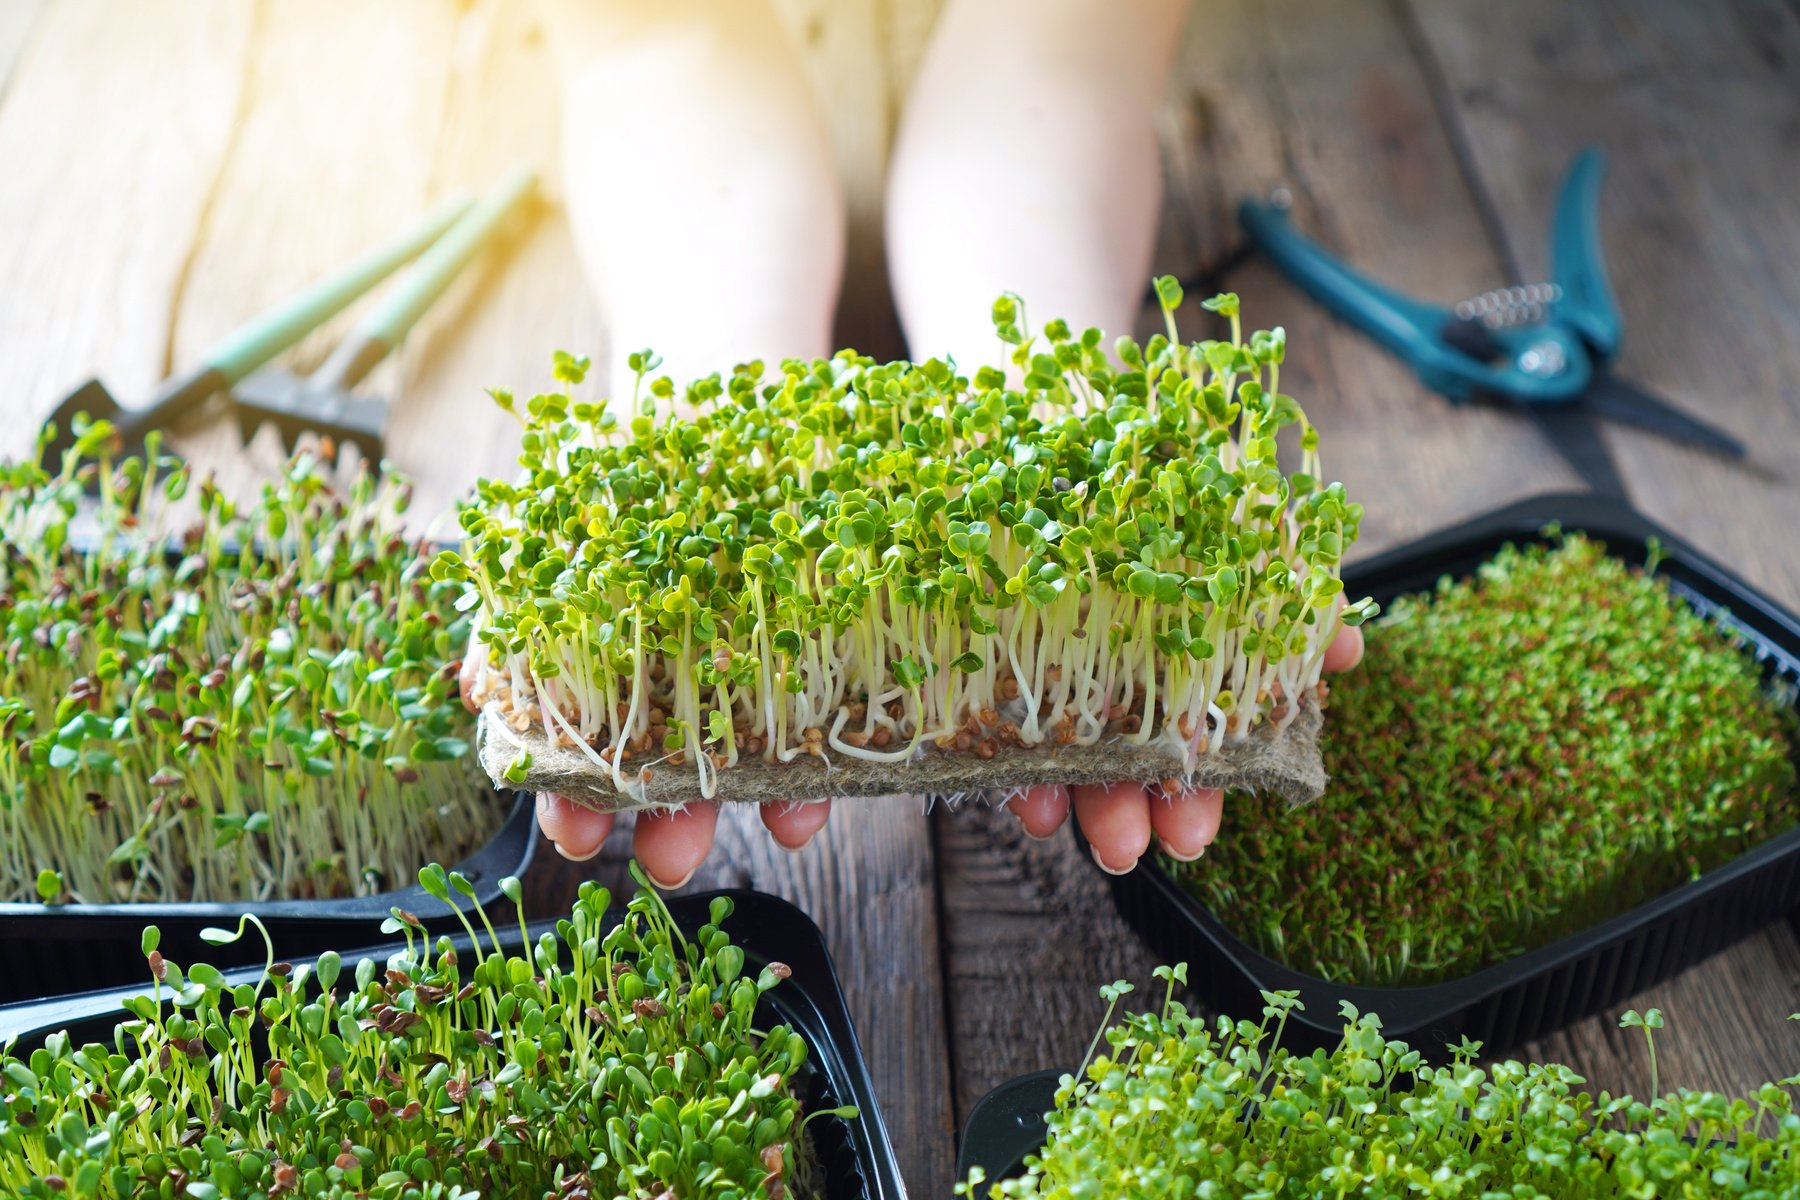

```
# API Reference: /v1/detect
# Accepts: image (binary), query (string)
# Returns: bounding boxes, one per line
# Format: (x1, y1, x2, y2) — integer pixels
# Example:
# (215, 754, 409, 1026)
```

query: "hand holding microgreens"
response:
(961, 969, 1800, 1198)
(0, 863, 849, 1199)
(0, 422, 497, 903)
(441, 281, 1375, 809)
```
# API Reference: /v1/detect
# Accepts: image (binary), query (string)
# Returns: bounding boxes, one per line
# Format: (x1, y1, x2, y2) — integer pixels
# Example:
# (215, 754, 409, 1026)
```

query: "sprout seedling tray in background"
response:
(0, 791, 535, 1003)
(957, 1068, 1063, 1187)
(1085, 492, 1800, 1057)
(0, 887, 903, 1200)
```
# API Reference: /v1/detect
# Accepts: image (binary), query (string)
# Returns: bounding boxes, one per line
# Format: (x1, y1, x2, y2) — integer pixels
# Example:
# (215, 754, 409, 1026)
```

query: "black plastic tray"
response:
(0, 790, 535, 1002)
(956, 1069, 1062, 1187)
(0, 887, 903, 1200)
(1086, 491, 1800, 1056)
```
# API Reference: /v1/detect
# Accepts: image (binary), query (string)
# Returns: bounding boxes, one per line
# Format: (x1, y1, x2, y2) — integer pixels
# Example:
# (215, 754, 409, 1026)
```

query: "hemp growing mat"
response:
(476, 698, 1327, 811)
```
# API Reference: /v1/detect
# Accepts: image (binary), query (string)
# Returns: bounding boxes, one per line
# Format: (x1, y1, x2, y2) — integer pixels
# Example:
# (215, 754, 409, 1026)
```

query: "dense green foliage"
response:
(1173, 533, 1798, 985)
(0, 865, 844, 1199)
(964, 973, 1800, 1199)
(0, 425, 497, 903)
(441, 284, 1373, 803)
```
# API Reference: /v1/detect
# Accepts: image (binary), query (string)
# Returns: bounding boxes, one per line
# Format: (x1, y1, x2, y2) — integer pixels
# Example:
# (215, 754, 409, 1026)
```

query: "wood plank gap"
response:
(927, 799, 968, 1149)
(157, 0, 267, 379)
(1389, 0, 1526, 283)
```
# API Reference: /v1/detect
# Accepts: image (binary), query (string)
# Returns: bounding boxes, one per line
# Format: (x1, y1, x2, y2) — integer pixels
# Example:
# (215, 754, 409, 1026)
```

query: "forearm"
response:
(886, 0, 1189, 367)
(544, 0, 845, 401)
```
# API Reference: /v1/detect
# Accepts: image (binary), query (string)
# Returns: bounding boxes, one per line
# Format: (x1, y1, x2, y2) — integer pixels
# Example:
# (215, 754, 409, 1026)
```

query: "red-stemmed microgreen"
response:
(1171, 533, 1798, 986)
(0, 423, 497, 903)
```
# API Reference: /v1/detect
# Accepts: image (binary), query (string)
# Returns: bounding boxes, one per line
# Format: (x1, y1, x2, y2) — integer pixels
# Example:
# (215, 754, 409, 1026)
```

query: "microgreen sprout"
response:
(441, 285, 1372, 802)
(1171, 533, 1798, 985)
(962, 977, 1800, 1197)
(0, 423, 499, 903)
(0, 864, 840, 1198)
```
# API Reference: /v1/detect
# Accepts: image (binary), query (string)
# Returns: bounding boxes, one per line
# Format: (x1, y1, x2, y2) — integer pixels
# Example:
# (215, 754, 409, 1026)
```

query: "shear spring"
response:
(1454, 282, 1563, 329)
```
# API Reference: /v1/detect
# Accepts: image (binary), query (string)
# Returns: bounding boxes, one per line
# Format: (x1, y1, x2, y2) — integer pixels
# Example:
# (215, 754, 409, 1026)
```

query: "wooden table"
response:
(4, 1, 1800, 1194)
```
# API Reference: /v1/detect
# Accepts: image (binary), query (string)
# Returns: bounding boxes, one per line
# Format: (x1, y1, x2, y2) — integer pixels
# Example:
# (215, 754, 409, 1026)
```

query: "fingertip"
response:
(1323, 622, 1364, 673)
(634, 801, 721, 889)
(761, 798, 831, 851)
(457, 655, 480, 714)
(1005, 784, 1070, 841)
(1072, 782, 1152, 874)
(1149, 784, 1224, 861)
(536, 793, 613, 862)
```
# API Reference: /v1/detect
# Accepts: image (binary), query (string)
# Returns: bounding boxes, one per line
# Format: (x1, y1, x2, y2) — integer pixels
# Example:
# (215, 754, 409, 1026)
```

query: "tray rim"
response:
(1087, 489, 1800, 1041)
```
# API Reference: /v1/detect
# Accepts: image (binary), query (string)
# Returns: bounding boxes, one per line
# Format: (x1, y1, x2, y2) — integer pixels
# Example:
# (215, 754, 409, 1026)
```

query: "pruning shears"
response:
(1237, 148, 1746, 499)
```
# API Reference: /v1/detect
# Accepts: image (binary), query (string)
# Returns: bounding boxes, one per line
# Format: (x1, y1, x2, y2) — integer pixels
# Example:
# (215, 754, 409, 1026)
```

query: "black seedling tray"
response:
(0, 790, 535, 1003)
(956, 1068, 1063, 1186)
(1085, 491, 1800, 1057)
(0, 888, 903, 1200)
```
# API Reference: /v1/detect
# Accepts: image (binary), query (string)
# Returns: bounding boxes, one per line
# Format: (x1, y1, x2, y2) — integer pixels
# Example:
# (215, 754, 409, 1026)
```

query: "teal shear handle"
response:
(1237, 149, 1624, 408)
(1550, 150, 1622, 361)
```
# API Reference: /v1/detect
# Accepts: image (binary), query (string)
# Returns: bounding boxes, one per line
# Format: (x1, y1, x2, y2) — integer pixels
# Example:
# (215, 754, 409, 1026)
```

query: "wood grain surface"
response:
(1, 2, 1798, 1196)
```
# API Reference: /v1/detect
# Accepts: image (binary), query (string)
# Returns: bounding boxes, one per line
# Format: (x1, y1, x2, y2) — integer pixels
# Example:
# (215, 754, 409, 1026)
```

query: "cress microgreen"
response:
(0, 866, 839, 1199)
(1171, 533, 1798, 986)
(0, 425, 498, 903)
(962, 978, 1800, 1197)
(443, 286, 1372, 802)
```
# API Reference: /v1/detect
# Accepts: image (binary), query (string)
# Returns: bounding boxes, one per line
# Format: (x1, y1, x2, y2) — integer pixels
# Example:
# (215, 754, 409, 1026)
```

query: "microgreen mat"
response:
(0, 423, 498, 904)
(440, 283, 1374, 806)
(1171, 532, 1799, 986)
(0, 863, 846, 1199)
(962, 971, 1800, 1197)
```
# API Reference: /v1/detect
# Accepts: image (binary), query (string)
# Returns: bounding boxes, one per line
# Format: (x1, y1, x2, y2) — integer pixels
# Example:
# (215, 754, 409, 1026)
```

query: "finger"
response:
(458, 652, 481, 713)
(633, 801, 721, 890)
(1004, 784, 1070, 841)
(1323, 622, 1364, 673)
(536, 793, 615, 863)
(761, 799, 832, 851)
(1149, 782, 1224, 861)
(457, 622, 489, 714)
(1072, 781, 1153, 875)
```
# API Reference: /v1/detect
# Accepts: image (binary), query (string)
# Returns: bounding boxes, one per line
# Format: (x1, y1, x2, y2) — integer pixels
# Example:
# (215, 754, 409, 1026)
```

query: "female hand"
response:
(1006, 623, 1366, 874)
(457, 652, 830, 889)
(460, 618, 1361, 887)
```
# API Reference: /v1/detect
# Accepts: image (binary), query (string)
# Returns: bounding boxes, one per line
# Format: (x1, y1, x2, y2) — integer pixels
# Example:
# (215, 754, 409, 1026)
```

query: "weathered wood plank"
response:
(0, 0, 253, 458)
(1168, 0, 1580, 555)
(1408, 0, 1800, 605)
(1522, 922, 1800, 1099)
(524, 799, 953, 1200)
(163, 0, 458, 490)
(1408, 0, 1800, 1089)
(936, 804, 1166, 1119)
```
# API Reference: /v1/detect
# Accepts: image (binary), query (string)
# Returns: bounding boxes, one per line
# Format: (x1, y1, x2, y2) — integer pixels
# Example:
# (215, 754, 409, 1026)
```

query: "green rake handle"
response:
(311, 165, 539, 393)
(203, 193, 475, 384)
(112, 192, 476, 440)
